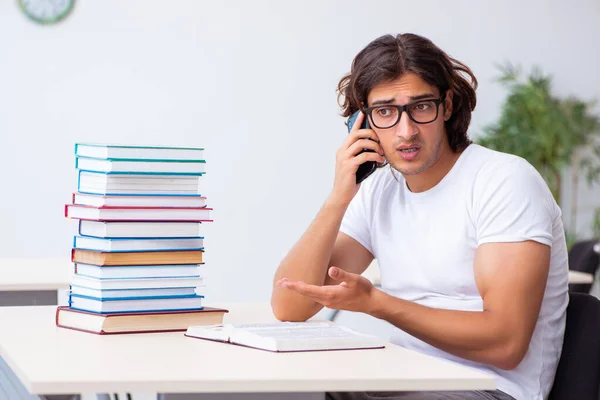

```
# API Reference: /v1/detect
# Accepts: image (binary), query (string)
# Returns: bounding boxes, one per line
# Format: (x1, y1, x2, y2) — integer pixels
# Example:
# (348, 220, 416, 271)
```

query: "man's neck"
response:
(404, 145, 463, 193)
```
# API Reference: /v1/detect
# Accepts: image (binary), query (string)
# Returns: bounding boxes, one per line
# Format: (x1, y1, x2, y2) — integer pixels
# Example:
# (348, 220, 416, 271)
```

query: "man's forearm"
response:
(369, 291, 520, 369)
(271, 197, 348, 321)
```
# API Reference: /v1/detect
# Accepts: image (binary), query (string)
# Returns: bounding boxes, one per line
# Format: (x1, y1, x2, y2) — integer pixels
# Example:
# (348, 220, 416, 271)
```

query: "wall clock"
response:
(18, 0, 75, 25)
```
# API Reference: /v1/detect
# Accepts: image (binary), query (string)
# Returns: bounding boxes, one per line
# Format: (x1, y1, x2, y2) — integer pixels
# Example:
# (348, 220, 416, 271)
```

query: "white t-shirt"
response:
(340, 144, 568, 400)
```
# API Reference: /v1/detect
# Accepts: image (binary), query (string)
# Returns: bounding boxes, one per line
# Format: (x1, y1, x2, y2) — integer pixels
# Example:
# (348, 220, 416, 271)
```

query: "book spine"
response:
(74, 247, 205, 253)
(79, 171, 207, 176)
(55, 306, 61, 326)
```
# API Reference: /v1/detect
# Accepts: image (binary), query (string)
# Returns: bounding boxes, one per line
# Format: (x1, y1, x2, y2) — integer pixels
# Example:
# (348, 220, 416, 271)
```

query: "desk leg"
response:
(1, 355, 80, 400)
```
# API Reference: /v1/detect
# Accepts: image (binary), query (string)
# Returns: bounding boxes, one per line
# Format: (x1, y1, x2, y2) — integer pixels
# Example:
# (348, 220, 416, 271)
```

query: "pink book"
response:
(65, 203, 213, 222)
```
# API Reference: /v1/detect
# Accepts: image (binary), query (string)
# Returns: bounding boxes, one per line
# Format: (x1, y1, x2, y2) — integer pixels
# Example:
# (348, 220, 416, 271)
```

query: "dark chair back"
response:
(568, 240, 600, 293)
(549, 292, 600, 400)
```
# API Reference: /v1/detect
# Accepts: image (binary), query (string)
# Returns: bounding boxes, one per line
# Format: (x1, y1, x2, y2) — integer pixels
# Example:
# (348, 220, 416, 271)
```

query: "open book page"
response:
(185, 321, 385, 352)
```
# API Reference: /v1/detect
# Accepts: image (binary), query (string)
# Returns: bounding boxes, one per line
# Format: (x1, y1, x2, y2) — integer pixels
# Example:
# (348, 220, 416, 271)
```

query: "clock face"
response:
(18, 0, 75, 24)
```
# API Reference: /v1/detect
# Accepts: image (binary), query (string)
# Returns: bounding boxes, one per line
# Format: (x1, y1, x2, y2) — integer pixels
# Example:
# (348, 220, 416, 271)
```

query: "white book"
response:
(66, 204, 212, 221)
(71, 275, 204, 290)
(73, 193, 207, 208)
(74, 263, 202, 279)
(70, 285, 198, 299)
(76, 157, 206, 174)
(75, 143, 205, 161)
(78, 171, 202, 195)
(70, 294, 204, 313)
(78, 220, 204, 238)
(185, 322, 386, 352)
(73, 236, 204, 252)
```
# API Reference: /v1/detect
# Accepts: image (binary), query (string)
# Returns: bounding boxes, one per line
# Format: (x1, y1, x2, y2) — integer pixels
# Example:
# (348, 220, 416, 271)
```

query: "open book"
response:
(185, 321, 385, 352)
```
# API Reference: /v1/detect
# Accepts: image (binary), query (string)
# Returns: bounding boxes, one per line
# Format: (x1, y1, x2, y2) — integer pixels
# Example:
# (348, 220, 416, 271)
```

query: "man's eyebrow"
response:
(370, 93, 437, 106)
(409, 93, 437, 101)
(371, 98, 396, 106)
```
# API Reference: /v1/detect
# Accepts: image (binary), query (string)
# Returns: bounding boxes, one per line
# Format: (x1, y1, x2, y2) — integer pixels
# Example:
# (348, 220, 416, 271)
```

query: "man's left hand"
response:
(275, 267, 378, 314)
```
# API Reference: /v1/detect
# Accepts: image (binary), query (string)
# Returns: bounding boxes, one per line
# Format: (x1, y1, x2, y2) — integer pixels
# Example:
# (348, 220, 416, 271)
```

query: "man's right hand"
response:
(272, 111, 379, 322)
(331, 111, 385, 205)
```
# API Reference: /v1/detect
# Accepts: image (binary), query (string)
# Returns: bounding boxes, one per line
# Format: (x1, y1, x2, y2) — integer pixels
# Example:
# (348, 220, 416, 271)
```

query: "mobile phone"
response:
(347, 111, 377, 184)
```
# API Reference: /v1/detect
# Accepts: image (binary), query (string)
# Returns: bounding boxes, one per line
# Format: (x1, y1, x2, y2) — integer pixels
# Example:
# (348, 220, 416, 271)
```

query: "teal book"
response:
(76, 156, 206, 175)
(75, 143, 205, 161)
(76, 170, 203, 196)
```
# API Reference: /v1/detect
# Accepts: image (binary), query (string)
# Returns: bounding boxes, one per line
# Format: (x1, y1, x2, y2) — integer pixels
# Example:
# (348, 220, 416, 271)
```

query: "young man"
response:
(271, 33, 568, 400)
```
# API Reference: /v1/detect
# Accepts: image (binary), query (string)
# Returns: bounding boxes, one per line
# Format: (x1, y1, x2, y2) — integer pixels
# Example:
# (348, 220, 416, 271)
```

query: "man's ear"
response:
(443, 90, 453, 121)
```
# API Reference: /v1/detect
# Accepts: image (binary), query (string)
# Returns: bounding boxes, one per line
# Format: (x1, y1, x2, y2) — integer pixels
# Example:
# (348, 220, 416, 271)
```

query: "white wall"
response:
(1, 0, 599, 303)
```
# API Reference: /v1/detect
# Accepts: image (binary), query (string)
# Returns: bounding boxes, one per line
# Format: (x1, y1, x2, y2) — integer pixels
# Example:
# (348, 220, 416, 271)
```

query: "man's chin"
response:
(390, 162, 427, 176)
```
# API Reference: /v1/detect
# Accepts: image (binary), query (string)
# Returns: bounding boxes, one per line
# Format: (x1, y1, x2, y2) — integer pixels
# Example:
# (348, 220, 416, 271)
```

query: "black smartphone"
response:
(347, 111, 378, 184)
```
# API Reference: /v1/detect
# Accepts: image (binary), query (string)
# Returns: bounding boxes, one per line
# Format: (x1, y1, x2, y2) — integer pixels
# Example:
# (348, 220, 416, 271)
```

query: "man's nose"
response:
(393, 111, 418, 140)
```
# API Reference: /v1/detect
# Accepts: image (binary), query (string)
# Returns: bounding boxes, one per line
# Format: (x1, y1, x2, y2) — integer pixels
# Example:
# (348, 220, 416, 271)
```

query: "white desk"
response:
(0, 303, 495, 397)
(0, 259, 72, 306)
(568, 270, 595, 284)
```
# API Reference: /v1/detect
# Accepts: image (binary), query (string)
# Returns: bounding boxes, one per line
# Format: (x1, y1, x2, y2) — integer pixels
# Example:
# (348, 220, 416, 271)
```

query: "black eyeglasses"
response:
(364, 94, 446, 129)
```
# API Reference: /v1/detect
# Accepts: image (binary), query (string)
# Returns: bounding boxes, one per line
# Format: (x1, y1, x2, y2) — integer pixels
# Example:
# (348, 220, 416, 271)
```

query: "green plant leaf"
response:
(476, 63, 600, 208)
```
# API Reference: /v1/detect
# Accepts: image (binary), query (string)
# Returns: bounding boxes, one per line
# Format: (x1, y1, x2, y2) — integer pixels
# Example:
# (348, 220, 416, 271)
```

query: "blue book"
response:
(69, 293, 205, 314)
(71, 275, 204, 290)
(73, 236, 204, 253)
(77, 170, 203, 196)
(74, 263, 203, 280)
(78, 220, 204, 239)
(76, 156, 206, 175)
(69, 285, 198, 299)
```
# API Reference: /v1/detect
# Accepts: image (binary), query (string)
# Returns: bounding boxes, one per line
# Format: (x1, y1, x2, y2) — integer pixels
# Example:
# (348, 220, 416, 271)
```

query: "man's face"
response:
(366, 73, 453, 176)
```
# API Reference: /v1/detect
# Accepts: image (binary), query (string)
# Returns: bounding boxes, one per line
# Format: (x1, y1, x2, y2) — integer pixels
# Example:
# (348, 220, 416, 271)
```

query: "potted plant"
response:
(477, 64, 600, 244)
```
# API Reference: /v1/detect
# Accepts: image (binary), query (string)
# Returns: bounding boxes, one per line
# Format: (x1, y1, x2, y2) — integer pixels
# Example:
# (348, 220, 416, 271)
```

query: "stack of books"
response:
(56, 144, 227, 335)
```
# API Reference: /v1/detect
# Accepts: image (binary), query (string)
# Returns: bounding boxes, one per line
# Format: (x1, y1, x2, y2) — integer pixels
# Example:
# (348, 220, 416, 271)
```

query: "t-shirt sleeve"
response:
(473, 157, 557, 247)
(339, 182, 374, 254)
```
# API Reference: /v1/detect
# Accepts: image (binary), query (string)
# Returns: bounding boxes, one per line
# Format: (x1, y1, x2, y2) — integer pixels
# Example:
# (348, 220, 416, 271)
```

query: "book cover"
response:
(72, 236, 205, 252)
(73, 263, 203, 279)
(71, 274, 204, 290)
(71, 248, 204, 266)
(74, 143, 205, 161)
(69, 293, 205, 314)
(72, 192, 207, 208)
(77, 220, 204, 239)
(70, 285, 198, 299)
(76, 156, 206, 175)
(56, 305, 228, 335)
(65, 204, 213, 222)
(77, 170, 203, 196)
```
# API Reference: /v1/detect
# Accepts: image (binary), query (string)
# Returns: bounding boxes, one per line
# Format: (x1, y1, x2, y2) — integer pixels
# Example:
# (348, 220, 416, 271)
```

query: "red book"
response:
(56, 306, 228, 335)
